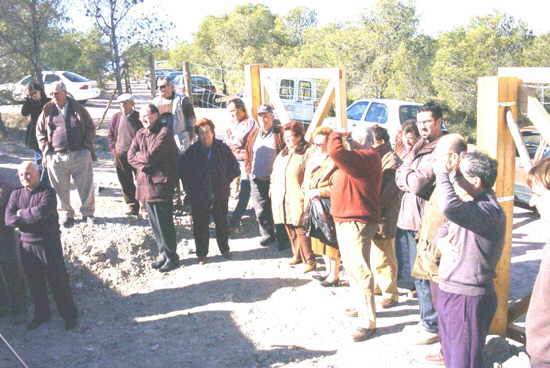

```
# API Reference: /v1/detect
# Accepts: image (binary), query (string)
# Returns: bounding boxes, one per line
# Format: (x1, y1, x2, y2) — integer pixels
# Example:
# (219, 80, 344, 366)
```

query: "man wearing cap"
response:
(108, 94, 143, 216)
(244, 104, 285, 246)
(36, 81, 97, 227)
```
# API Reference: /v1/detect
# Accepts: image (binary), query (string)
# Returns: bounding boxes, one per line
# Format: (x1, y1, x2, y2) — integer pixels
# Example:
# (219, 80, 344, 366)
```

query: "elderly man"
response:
(128, 104, 180, 273)
(328, 129, 382, 342)
(395, 102, 444, 344)
(434, 151, 505, 368)
(107, 93, 143, 216)
(0, 171, 26, 318)
(244, 104, 285, 246)
(36, 81, 97, 227)
(5, 162, 78, 330)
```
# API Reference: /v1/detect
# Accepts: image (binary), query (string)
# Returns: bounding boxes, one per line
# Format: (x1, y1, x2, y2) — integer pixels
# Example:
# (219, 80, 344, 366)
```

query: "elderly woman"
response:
(303, 126, 340, 285)
(271, 121, 316, 272)
(179, 118, 240, 264)
(526, 157, 550, 368)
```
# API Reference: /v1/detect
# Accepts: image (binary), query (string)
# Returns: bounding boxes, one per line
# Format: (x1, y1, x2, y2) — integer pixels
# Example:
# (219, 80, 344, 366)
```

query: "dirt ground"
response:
(0, 99, 541, 367)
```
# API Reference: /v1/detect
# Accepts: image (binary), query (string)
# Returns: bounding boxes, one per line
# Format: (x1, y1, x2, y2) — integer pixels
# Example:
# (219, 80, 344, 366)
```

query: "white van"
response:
(276, 78, 317, 124)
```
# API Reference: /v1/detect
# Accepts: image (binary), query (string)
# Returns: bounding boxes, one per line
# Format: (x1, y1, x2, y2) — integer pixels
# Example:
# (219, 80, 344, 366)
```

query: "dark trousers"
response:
(285, 225, 314, 263)
(250, 178, 275, 239)
(191, 199, 230, 258)
(20, 239, 77, 321)
(438, 288, 497, 368)
(231, 162, 250, 222)
(115, 152, 139, 212)
(397, 228, 438, 332)
(145, 201, 178, 262)
(0, 230, 26, 314)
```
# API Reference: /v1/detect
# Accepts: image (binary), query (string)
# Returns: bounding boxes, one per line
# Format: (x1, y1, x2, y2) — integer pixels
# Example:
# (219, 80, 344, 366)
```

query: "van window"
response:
(298, 81, 312, 101)
(365, 102, 388, 123)
(44, 74, 61, 83)
(279, 79, 294, 100)
(399, 105, 420, 124)
(347, 101, 369, 120)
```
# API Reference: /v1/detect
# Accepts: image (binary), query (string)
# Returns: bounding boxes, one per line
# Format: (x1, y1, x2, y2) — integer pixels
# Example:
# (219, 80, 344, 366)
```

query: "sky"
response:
(126, 0, 550, 40)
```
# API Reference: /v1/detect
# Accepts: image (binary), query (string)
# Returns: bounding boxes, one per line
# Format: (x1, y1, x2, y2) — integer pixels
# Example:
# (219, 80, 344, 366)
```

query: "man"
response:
(5, 162, 78, 330)
(128, 104, 180, 273)
(434, 151, 505, 368)
(395, 102, 444, 344)
(0, 171, 26, 318)
(366, 125, 401, 309)
(107, 93, 143, 216)
(225, 97, 257, 230)
(525, 157, 550, 368)
(328, 129, 382, 342)
(244, 104, 285, 246)
(36, 81, 97, 227)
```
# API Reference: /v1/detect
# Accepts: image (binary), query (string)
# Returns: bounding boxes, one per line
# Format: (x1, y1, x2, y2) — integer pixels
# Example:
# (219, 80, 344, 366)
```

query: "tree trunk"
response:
(30, 1, 42, 84)
(148, 53, 156, 97)
(109, 0, 122, 95)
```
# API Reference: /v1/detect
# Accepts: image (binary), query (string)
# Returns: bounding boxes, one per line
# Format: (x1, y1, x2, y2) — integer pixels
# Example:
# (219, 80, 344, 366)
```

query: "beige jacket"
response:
(270, 142, 312, 226)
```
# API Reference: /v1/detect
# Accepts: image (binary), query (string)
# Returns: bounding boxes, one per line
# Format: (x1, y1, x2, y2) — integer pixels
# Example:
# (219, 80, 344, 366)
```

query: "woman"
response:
(394, 120, 420, 159)
(179, 118, 240, 264)
(525, 157, 550, 368)
(303, 126, 340, 285)
(21, 82, 50, 184)
(271, 121, 316, 272)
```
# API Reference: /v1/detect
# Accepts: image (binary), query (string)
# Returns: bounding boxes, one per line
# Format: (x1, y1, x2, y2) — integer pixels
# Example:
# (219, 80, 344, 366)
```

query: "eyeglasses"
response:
(158, 85, 168, 90)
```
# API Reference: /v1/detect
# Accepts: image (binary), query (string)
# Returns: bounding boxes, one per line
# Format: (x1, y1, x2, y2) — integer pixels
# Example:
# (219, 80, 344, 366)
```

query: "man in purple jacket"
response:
(5, 161, 78, 330)
(434, 151, 505, 368)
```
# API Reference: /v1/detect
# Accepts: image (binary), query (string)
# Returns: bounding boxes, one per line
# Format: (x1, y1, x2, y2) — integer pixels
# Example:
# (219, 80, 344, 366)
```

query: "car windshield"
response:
(364, 102, 388, 123)
(399, 105, 420, 124)
(347, 101, 369, 120)
(62, 72, 89, 83)
(20, 76, 32, 86)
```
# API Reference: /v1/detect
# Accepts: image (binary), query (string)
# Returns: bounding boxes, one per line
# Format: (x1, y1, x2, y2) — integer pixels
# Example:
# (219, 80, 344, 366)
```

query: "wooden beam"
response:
(334, 69, 348, 131)
(505, 109, 532, 171)
(477, 76, 521, 336)
(245, 64, 267, 121)
(499, 67, 550, 84)
(521, 86, 550, 143)
(263, 75, 291, 124)
(304, 80, 335, 142)
(261, 68, 341, 81)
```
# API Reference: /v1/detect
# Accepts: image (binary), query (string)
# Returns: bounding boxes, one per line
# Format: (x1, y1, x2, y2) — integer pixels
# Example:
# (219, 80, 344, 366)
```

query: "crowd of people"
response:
(0, 77, 549, 368)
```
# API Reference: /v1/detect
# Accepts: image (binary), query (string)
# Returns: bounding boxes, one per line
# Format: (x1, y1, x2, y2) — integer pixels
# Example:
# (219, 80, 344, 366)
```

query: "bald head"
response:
(18, 161, 40, 191)
(433, 133, 467, 173)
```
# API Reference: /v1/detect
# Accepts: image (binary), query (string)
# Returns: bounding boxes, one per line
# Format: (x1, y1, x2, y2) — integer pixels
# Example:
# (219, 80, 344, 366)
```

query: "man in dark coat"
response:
(179, 118, 240, 264)
(128, 104, 180, 273)
(5, 161, 78, 330)
(107, 93, 143, 216)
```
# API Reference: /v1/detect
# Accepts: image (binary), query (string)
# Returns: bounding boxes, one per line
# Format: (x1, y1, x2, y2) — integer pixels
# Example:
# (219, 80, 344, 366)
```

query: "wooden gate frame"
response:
(244, 65, 347, 140)
(478, 67, 550, 343)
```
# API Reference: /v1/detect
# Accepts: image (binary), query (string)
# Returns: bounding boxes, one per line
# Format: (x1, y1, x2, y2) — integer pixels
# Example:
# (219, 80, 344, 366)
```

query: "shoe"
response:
(312, 274, 328, 282)
(289, 257, 301, 265)
(303, 261, 317, 273)
(197, 257, 207, 265)
(404, 324, 440, 345)
(320, 280, 341, 287)
(260, 236, 276, 246)
(344, 308, 358, 318)
(125, 208, 139, 217)
(222, 251, 232, 260)
(374, 288, 382, 296)
(159, 259, 179, 273)
(351, 327, 376, 342)
(64, 318, 78, 331)
(379, 298, 398, 309)
(62, 217, 75, 228)
(83, 216, 96, 225)
(27, 317, 50, 330)
(408, 290, 417, 299)
(425, 352, 445, 366)
(151, 257, 166, 269)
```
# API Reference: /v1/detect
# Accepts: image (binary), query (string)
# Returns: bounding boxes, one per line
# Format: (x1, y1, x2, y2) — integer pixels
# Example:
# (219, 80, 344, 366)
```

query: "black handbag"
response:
(304, 197, 338, 247)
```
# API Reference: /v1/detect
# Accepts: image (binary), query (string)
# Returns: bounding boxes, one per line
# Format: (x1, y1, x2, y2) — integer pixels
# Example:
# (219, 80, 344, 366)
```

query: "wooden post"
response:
(334, 69, 348, 131)
(476, 76, 522, 336)
(245, 64, 267, 121)
(304, 80, 335, 142)
(182, 62, 192, 100)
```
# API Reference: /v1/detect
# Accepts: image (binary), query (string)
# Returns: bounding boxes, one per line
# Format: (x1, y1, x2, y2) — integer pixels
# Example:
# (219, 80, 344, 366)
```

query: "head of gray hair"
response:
(460, 151, 498, 190)
(18, 160, 38, 173)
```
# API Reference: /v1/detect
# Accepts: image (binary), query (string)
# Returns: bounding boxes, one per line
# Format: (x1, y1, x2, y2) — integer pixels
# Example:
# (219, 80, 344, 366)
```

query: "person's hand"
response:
(433, 155, 451, 175)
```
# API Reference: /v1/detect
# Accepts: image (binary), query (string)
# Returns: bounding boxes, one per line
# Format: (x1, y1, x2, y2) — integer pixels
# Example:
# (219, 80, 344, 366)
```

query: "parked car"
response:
(515, 126, 550, 210)
(324, 98, 422, 142)
(172, 74, 223, 107)
(12, 71, 101, 104)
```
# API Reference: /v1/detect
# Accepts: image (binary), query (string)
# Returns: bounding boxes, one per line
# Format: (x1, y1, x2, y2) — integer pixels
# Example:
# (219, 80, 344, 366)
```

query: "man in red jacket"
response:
(328, 130, 382, 342)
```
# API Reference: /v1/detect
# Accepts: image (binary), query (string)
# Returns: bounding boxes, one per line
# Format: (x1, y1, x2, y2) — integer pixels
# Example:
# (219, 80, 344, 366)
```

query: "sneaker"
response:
(379, 298, 398, 309)
(351, 327, 376, 342)
(159, 259, 179, 273)
(403, 324, 439, 345)
(62, 217, 75, 228)
(151, 257, 166, 269)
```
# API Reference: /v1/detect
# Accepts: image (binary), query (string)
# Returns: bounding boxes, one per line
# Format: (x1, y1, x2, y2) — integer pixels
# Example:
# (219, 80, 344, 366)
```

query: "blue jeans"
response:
(34, 152, 50, 186)
(396, 228, 438, 333)
(231, 161, 250, 223)
(395, 228, 415, 290)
